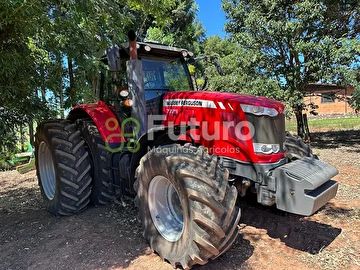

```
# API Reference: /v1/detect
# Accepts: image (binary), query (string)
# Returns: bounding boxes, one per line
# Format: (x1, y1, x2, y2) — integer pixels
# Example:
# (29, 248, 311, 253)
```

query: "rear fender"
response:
(68, 101, 125, 145)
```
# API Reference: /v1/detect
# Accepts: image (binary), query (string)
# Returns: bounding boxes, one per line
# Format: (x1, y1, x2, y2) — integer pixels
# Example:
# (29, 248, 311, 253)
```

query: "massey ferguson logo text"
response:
(163, 99, 216, 108)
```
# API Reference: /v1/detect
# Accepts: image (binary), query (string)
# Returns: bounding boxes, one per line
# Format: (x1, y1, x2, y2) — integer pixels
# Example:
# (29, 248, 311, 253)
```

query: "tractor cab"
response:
(97, 42, 194, 111)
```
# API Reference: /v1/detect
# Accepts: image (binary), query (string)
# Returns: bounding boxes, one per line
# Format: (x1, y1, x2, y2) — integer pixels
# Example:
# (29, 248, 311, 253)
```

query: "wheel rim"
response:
(148, 175, 184, 242)
(38, 141, 56, 200)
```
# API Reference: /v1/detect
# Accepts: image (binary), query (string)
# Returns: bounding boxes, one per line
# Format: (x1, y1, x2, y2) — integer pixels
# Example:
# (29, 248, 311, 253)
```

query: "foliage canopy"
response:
(221, 0, 360, 138)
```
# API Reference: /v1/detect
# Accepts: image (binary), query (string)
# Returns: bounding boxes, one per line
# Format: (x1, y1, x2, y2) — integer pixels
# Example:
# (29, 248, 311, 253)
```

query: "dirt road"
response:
(0, 130, 359, 270)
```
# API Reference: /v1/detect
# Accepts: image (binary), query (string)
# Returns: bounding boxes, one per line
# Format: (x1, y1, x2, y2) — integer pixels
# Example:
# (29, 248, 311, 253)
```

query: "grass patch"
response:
(286, 117, 360, 132)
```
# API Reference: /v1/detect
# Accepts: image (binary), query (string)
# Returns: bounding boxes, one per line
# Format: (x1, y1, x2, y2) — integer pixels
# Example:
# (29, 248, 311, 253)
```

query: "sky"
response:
(195, 0, 227, 38)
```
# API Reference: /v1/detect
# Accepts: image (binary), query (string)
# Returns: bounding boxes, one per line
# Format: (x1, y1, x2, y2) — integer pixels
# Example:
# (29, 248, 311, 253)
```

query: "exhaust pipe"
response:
(128, 30, 138, 60)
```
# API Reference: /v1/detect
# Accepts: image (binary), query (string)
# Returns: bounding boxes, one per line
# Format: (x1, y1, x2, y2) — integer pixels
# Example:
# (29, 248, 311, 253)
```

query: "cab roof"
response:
(100, 41, 193, 62)
(120, 41, 193, 58)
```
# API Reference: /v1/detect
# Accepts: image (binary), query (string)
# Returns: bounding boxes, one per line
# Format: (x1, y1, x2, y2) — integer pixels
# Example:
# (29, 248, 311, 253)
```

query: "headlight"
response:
(144, 45, 151, 52)
(119, 89, 129, 98)
(240, 104, 278, 117)
(182, 50, 189, 57)
(253, 143, 280, 154)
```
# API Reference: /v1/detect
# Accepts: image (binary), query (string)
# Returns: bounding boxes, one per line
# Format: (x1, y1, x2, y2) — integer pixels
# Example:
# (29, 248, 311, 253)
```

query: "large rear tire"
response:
(284, 131, 314, 160)
(134, 144, 241, 269)
(77, 119, 115, 205)
(35, 120, 92, 215)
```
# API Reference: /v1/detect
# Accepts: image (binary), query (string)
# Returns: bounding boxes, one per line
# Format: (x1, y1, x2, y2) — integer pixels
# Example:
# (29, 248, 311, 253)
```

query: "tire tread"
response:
(134, 144, 240, 269)
(35, 120, 92, 215)
(76, 119, 115, 205)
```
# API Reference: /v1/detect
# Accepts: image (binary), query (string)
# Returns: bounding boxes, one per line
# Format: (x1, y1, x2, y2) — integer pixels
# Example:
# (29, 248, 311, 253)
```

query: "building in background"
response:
(304, 83, 355, 115)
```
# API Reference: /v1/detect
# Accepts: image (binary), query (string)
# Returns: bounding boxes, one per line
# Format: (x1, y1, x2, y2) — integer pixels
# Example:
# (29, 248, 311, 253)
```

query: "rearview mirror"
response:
(214, 59, 224, 76)
(187, 56, 224, 76)
(106, 46, 121, 72)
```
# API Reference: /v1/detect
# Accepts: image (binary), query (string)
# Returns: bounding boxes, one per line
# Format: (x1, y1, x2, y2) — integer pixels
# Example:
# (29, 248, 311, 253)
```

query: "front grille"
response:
(245, 113, 285, 151)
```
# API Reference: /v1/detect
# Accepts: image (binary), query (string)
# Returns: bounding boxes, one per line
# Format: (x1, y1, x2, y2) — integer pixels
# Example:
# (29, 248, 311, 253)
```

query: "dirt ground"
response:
(0, 130, 359, 270)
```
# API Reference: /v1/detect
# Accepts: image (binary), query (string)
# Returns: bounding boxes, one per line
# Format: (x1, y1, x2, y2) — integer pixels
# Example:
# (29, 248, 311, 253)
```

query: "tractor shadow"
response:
(0, 171, 253, 270)
(0, 171, 147, 270)
(237, 199, 342, 255)
(193, 234, 254, 270)
(310, 130, 360, 149)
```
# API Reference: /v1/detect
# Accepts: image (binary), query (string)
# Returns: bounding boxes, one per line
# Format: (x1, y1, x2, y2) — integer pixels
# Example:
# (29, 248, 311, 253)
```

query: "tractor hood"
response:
(162, 91, 285, 115)
(161, 91, 286, 163)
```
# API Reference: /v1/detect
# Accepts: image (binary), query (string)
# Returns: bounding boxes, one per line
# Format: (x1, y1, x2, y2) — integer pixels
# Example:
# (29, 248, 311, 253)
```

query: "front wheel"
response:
(134, 144, 241, 269)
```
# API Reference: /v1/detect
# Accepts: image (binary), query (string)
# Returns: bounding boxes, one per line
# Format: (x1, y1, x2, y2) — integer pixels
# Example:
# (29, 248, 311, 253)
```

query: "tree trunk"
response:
(68, 56, 76, 107)
(59, 88, 64, 119)
(19, 124, 25, 152)
(303, 114, 311, 142)
(40, 66, 46, 102)
(294, 105, 311, 142)
(29, 119, 34, 146)
(91, 76, 97, 94)
(56, 54, 64, 119)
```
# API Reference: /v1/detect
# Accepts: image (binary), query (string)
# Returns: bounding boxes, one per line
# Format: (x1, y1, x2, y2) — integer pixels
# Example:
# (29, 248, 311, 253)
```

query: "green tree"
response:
(0, 0, 177, 162)
(0, 1, 46, 110)
(202, 35, 283, 99)
(349, 85, 360, 113)
(0, 0, 177, 110)
(222, 0, 360, 140)
(144, 0, 205, 53)
(37, 0, 176, 108)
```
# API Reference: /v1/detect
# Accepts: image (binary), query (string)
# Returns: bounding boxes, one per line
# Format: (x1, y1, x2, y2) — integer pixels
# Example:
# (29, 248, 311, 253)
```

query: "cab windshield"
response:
(141, 56, 192, 100)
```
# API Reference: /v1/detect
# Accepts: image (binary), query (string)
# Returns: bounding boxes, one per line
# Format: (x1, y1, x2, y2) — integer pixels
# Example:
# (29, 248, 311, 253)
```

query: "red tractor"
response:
(35, 33, 338, 269)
